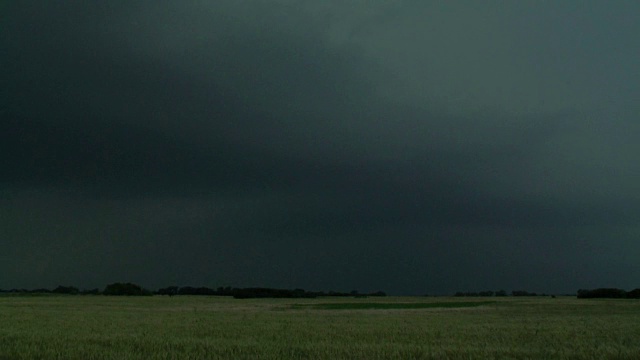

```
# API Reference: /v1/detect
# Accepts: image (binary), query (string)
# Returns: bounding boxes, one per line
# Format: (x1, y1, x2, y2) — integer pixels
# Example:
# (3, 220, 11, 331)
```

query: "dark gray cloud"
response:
(1, 1, 639, 294)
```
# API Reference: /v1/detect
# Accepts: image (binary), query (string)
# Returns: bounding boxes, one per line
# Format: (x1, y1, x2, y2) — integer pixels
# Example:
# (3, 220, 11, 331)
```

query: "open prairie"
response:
(1, 295, 639, 359)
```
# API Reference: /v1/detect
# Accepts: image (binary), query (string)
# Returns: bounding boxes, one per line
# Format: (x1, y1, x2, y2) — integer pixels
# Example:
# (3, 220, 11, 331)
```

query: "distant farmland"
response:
(1, 295, 639, 359)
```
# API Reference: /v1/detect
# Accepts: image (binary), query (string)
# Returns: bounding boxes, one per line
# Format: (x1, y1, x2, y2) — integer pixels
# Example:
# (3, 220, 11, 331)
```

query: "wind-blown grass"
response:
(292, 300, 495, 310)
(1, 295, 639, 359)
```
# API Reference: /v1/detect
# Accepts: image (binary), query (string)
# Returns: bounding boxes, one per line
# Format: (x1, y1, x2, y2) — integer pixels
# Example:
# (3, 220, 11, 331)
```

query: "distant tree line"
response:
(452, 288, 640, 298)
(453, 290, 548, 297)
(577, 288, 640, 299)
(0, 285, 100, 295)
(103, 283, 152, 296)
(6, 285, 640, 299)
(0, 284, 386, 299)
(159, 286, 386, 299)
(455, 290, 506, 297)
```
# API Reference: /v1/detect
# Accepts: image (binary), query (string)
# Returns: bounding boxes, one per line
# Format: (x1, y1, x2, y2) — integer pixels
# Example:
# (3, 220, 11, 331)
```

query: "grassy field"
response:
(1, 295, 639, 359)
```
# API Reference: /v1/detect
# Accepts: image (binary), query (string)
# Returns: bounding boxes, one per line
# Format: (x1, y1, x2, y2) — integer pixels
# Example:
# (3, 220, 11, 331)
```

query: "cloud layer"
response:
(2, 1, 639, 294)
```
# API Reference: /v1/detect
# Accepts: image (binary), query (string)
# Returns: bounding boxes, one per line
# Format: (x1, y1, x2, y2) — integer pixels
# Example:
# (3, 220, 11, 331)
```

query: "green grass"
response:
(1, 295, 640, 359)
(293, 300, 496, 310)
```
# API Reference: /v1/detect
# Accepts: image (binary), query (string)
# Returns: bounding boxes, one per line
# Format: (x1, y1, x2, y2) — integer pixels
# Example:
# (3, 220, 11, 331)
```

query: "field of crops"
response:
(1, 295, 639, 359)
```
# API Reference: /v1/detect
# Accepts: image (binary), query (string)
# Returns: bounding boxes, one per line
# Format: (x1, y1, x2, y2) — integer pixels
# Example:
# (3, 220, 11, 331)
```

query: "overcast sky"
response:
(1, 1, 639, 295)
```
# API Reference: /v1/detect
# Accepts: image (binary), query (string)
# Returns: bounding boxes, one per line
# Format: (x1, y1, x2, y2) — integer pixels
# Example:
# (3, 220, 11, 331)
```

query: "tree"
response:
(577, 288, 626, 299)
(627, 289, 640, 299)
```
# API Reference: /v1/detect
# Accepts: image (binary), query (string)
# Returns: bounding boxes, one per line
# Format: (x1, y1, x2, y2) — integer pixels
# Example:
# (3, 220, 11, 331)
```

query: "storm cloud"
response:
(1, 1, 639, 294)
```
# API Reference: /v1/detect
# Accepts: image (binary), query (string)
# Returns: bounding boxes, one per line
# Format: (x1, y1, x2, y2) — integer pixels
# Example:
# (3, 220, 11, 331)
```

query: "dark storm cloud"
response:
(2, 1, 639, 294)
